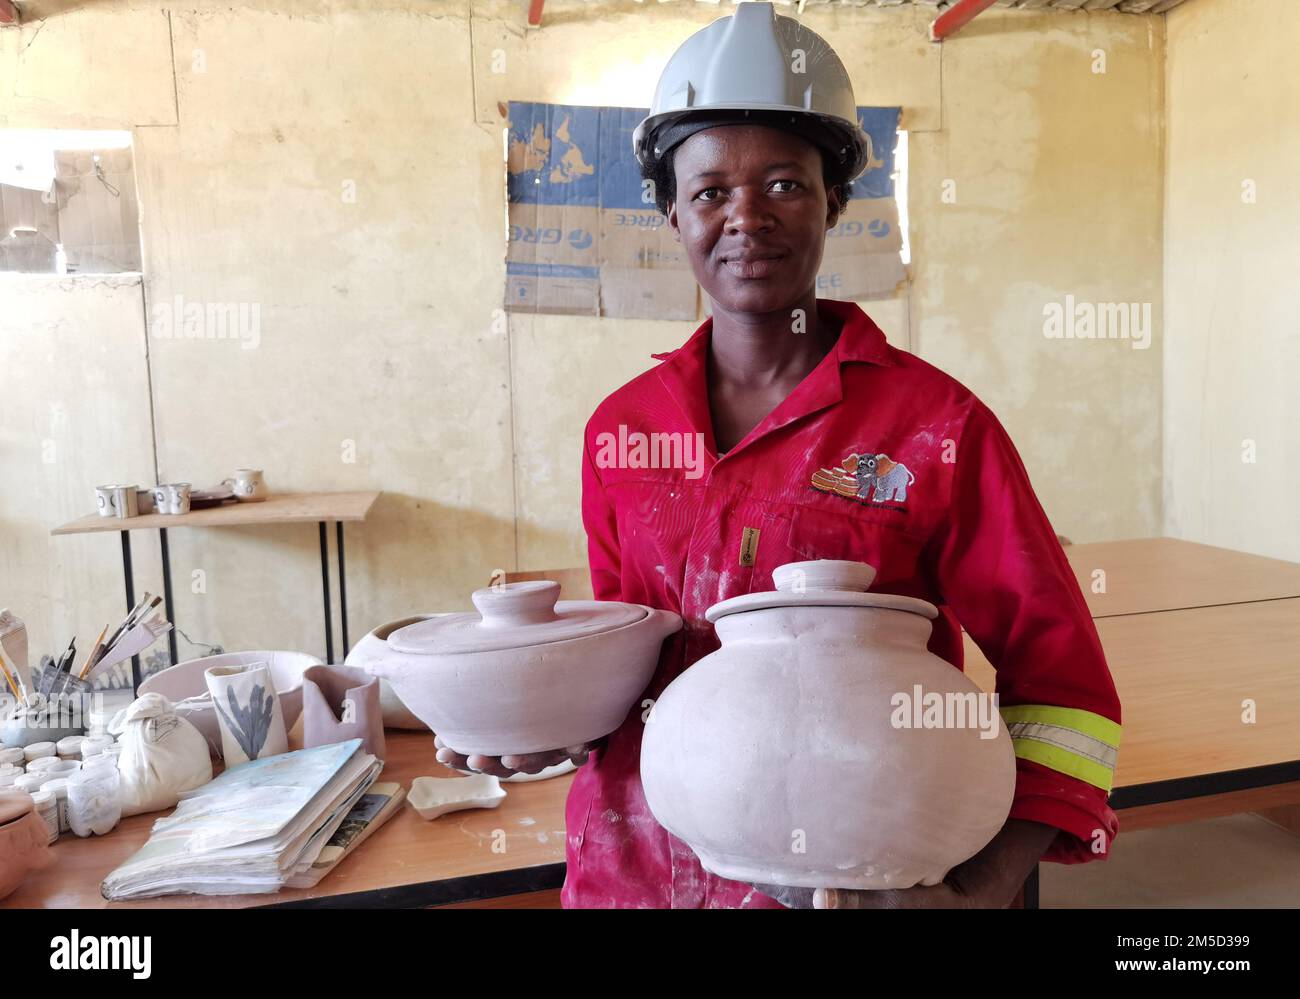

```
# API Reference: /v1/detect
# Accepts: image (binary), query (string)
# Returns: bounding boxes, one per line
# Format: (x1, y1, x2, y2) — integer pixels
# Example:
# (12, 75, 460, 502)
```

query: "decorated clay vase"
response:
(640, 559, 1016, 890)
(0, 791, 54, 900)
(365, 581, 681, 757)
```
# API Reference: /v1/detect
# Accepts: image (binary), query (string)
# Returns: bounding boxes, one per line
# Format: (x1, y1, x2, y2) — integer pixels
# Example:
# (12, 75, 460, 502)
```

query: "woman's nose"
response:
(724, 188, 776, 235)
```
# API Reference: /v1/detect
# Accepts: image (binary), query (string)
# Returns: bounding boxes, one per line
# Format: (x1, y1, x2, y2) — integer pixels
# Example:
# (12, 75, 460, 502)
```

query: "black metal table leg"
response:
(1023, 864, 1040, 909)
(120, 530, 141, 694)
(336, 521, 349, 656)
(159, 527, 178, 666)
(319, 521, 334, 663)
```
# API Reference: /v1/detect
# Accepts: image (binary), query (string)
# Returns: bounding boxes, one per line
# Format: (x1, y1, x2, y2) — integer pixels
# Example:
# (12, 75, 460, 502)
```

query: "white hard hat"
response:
(633, 1, 870, 182)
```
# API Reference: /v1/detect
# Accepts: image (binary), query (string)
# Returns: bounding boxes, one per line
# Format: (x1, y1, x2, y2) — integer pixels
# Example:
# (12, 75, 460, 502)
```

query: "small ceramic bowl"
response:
(407, 774, 506, 821)
(139, 651, 321, 758)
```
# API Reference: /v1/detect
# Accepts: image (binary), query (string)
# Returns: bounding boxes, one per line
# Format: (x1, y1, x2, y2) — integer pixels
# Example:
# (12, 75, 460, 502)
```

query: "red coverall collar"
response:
(650, 298, 895, 459)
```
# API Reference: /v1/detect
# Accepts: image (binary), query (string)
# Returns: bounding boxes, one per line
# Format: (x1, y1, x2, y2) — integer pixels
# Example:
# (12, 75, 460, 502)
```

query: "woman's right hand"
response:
(434, 734, 596, 778)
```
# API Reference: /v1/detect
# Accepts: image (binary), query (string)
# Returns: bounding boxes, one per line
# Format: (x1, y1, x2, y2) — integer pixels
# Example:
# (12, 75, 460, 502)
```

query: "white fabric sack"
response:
(109, 692, 213, 817)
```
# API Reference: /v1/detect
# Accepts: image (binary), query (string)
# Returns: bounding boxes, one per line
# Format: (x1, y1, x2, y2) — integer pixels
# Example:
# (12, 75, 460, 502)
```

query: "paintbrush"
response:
(0, 647, 21, 702)
(91, 594, 157, 673)
(41, 638, 74, 697)
(77, 624, 109, 680)
(101, 594, 149, 654)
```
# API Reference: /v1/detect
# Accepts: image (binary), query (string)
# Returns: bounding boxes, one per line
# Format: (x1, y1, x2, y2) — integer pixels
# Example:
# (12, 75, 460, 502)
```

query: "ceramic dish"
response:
(407, 774, 506, 821)
(139, 651, 321, 758)
(189, 487, 237, 510)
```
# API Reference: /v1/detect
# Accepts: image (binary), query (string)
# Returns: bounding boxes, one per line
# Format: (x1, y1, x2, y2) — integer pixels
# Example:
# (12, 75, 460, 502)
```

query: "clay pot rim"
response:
(706, 590, 939, 623)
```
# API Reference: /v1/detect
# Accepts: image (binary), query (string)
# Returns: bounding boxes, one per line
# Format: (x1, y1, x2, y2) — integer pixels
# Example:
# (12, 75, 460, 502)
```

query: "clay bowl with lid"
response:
(364, 580, 681, 757)
(640, 559, 1015, 891)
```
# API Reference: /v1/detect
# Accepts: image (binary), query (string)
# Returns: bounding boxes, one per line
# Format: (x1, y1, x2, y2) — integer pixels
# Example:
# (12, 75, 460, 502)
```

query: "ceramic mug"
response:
(95, 485, 138, 519)
(223, 469, 268, 503)
(153, 482, 191, 515)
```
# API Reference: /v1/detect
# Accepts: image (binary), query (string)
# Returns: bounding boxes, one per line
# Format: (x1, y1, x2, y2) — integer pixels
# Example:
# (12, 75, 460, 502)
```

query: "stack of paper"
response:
(102, 739, 381, 900)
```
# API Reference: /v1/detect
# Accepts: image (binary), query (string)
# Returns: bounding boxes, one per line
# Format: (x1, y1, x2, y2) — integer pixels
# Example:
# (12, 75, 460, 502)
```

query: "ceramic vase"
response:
(205, 661, 288, 766)
(640, 559, 1016, 891)
(300, 665, 385, 760)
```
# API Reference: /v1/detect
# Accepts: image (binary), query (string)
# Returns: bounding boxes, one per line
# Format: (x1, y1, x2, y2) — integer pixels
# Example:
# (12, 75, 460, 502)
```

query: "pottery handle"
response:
(472, 580, 561, 628)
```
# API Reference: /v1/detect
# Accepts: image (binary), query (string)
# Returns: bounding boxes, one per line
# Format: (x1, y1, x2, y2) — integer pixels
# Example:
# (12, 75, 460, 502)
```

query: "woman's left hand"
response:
(752, 879, 994, 909)
(752, 818, 1060, 909)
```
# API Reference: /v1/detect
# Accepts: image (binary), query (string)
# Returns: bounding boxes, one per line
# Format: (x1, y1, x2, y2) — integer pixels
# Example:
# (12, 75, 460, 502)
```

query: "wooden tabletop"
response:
(1063, 537, 1300, 619)
(1, 731, 572, 909)
(963, 597, 1300, 788)
(51, 491, 381, 535)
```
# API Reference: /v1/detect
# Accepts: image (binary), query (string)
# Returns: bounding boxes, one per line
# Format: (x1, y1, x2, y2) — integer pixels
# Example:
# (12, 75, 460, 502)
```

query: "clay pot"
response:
(365, 581, 681, 757)
(640, 559, 1015, 891)
(343, 616, 436, 730)
(0, 791, 54, 900)
(301, 665, 386, 759)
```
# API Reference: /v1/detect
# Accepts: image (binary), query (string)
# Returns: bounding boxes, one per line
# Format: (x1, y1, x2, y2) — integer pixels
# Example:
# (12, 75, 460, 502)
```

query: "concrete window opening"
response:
(0, 129, 141, 275)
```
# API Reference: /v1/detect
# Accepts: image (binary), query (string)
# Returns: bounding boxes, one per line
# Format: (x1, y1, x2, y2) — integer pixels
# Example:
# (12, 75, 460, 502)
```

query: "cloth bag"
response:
(109, 692, 213, 817)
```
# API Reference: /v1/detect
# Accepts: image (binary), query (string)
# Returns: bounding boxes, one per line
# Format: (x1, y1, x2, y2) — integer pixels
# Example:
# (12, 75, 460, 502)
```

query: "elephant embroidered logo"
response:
(812, 451, 915, 506)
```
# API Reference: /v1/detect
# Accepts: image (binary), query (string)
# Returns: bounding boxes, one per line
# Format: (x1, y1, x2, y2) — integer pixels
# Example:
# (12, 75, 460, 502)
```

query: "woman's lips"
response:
(722, 254, 786, 279)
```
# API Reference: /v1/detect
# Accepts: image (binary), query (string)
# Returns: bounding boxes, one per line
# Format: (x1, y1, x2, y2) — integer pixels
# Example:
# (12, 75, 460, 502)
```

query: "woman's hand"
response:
(755, 818, 1059, 909)
(434, 735, 597, 778)
(752, 877, 998, 910)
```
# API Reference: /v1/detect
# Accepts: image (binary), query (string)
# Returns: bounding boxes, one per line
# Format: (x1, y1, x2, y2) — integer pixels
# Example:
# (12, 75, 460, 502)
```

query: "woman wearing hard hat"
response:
(438, 0, 1122, 909)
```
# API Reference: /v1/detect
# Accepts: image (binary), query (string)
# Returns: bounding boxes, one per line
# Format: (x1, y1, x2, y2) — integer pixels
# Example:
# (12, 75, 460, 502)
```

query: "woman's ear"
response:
(826, 185, 844, 229)
(667, 199, 681, 242)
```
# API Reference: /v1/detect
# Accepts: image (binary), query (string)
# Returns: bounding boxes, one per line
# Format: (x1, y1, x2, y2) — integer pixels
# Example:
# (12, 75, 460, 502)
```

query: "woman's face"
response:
(668, 124, 842, 316)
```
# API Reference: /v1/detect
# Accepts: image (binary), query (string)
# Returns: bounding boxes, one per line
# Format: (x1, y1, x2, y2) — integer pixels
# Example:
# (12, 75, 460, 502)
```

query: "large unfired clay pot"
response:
(0, 791, 54, 900)
(640, 559, 1015, 891)
(365, 581, 681, 757)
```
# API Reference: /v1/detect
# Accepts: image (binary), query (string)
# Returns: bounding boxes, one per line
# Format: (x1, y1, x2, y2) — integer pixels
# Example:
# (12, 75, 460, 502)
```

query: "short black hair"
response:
(641, 136, 855, 219)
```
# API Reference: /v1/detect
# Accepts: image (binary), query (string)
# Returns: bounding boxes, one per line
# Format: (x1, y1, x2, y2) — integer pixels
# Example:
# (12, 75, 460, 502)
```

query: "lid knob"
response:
(471, 581, 562, 629)
(771, 560, 876, 594)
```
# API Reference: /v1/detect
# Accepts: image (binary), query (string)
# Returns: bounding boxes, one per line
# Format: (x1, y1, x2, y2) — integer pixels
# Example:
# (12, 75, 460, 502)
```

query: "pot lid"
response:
(387, 580, 648, 655)
(706, 559, 939, 622)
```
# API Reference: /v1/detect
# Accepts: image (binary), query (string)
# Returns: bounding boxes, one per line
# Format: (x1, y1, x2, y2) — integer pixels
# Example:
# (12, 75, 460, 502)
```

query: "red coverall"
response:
(562, 297, 1123, 909)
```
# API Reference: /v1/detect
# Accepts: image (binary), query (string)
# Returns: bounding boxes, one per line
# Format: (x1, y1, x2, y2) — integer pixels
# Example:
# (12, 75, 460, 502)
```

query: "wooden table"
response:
(51, 492, 381, 682)
(1062, 537, 1300, 619)
(2, 731, 572, 909)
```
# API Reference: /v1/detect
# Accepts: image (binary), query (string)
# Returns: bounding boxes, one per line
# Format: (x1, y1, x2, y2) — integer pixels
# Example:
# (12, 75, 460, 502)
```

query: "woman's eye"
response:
(770, 180, 800, 193)
(696, 188, 721, 202)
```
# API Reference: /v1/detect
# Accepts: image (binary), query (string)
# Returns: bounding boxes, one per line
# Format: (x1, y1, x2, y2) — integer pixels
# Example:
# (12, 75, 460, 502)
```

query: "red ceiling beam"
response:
(0, 1, 21, 27)
(930, 0, 999, 42)
(528, 0, 545, 27)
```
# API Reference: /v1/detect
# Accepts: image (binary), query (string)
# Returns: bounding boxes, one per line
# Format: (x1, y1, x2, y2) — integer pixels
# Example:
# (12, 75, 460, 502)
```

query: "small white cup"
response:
(223, 468, 268, 502)
(95, 484, 139, 518)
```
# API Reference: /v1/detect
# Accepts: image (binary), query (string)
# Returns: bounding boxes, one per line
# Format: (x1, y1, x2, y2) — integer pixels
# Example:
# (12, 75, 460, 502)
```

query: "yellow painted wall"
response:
(1, 1, 1166, 671)
(1164, 0, 1300, 562)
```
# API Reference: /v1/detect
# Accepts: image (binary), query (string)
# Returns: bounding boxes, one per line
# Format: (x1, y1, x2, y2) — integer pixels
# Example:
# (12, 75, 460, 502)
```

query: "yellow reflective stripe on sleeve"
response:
(1000, 705, 1121, 793)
